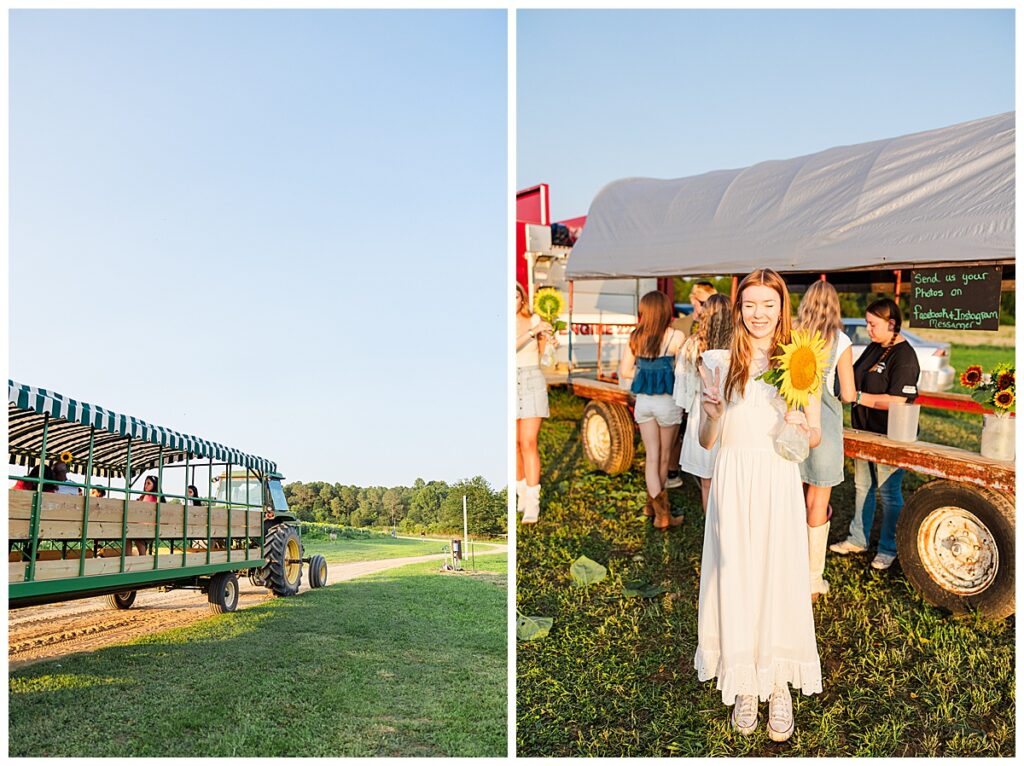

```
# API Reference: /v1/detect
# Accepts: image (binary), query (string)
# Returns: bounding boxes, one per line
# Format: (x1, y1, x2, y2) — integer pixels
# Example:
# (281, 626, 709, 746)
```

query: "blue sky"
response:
(518, 9, 1014, 221)
(10, 10, 507, 487)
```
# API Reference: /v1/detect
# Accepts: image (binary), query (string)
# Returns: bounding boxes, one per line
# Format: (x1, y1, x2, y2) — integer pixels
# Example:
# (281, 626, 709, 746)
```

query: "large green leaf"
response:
(517, 615, 554, 641)
(570, 555, 607, 588)
(622, 580, 668, 598)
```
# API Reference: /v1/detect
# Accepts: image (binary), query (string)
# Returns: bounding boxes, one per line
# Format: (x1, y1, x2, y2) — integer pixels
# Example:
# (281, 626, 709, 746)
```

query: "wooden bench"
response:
(8, 490, 262, 542)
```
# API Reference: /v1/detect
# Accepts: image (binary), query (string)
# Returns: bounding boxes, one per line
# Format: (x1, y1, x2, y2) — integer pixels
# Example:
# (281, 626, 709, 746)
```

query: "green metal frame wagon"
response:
(8, 380, 329, 613)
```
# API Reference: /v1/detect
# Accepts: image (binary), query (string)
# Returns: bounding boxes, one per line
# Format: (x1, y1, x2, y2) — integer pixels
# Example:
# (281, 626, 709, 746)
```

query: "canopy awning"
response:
(567, 112, 1015, 279)
(8, 380, 277, 479)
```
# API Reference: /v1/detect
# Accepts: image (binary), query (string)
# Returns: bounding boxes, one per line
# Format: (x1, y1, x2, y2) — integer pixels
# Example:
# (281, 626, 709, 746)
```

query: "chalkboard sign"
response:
(910, 266, 1002, 331)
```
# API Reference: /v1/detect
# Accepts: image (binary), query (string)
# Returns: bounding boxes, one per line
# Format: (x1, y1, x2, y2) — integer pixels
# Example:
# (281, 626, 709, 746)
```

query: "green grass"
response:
(516, 389, 1014, 757)
(10, 555, 508, 757)
(300, 535, 455, 564)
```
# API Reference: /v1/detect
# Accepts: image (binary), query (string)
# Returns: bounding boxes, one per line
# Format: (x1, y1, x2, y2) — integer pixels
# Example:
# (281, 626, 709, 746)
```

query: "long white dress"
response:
(693, 354, 822, 705)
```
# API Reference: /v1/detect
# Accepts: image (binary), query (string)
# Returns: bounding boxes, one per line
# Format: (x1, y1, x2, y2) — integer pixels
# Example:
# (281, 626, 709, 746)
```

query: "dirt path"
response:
(8, 544, 507, 670)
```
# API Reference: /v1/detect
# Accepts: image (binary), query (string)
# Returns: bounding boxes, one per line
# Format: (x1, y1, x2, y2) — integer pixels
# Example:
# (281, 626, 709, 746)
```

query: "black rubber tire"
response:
(896, 480, 1015, 620)
(308, 554, 328, 588)
(581, 400, 636, 475)
(207, 571, 240, 614)
(264, 523, 303, 597)
(105, 590, 137, 610)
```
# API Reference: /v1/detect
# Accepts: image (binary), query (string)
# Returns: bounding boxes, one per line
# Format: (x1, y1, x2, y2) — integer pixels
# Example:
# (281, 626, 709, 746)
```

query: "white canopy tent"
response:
(567, 113, 1014, 280)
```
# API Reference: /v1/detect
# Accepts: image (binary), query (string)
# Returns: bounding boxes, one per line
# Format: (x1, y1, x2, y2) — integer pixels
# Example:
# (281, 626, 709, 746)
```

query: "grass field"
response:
(10, 555, 508, 757)
(516, 369, 1014, 757)
(300, 535, 456, 564)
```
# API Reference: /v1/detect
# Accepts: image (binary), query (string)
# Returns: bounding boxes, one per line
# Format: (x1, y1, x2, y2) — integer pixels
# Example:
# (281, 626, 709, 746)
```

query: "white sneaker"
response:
(829, 538, 867, 555)
(871, 552, 897, 570)
(664, 472, 683, 489)
(731, 694, 758, 735)
(767, 685, 794, 742)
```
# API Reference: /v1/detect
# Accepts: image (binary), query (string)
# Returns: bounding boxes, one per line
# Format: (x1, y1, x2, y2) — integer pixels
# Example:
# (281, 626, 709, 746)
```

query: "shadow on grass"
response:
(517, 389, 1014, 757)
(10, 564, 507, 758)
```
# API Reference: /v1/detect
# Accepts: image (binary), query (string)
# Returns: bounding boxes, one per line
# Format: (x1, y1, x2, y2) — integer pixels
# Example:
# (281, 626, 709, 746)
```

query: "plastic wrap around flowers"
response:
(756, 330, 829, 462)
(533, 288, 567, 366)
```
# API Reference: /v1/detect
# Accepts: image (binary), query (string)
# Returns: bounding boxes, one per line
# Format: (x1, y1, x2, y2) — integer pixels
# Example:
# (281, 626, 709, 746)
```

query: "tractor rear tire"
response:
(581, 400, 636, 475)
(264, 523, 303, 597)
(207, 571, 240, 614)
(309, 554, 328, 588)
(896, 480, 1015, 620)
(106, 590, 137, 610)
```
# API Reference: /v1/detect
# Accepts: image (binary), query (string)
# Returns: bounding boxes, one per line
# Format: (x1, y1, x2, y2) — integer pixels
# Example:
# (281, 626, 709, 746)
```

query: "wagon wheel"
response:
(207, 571, 240, 614)
(264, 523, 303, 597)
(581, 400, 635, 475)
(308, 554, 328, 589)
(105, 591, 137, 610)
(896, 480, 1015, 620)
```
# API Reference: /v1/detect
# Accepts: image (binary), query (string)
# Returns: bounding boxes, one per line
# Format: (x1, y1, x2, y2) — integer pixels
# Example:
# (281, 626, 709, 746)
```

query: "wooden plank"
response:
(8, 491, 261, 540)
(9, 517, 261, 540)
(843, 428, 1015, 493)
(10, 548, 263, 583)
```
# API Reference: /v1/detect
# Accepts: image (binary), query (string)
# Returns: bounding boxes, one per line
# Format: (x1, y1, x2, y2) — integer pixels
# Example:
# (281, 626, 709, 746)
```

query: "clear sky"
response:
(518, 9, 1014, 221)
(10, 10, 507, 487)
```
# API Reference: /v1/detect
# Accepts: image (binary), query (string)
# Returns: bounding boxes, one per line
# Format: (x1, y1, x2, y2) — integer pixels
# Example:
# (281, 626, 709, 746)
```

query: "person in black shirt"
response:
(829, 299, 920, 570)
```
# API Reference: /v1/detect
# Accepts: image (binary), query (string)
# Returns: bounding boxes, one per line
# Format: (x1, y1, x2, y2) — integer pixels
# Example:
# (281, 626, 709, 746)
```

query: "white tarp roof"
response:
(567, 112, 1014, 279)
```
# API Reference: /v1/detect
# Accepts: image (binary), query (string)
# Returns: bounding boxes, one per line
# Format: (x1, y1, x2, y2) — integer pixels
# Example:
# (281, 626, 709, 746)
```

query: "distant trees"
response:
(283, 476, 507, 536)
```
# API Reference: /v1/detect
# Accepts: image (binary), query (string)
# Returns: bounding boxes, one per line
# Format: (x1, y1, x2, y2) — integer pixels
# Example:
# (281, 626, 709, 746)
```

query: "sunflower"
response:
(771, 329, 830, 409)
(994, 389, 1015, 412)
(533, 288, 566, 324)
(960, 365, 983, 388)
(59, 450, 73, 465)
(997, 370, 1015, 392)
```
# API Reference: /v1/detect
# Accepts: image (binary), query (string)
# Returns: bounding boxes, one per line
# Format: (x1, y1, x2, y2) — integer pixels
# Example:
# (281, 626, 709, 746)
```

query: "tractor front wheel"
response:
(264, 523, 303, 597)
(309, 554, 328, 588)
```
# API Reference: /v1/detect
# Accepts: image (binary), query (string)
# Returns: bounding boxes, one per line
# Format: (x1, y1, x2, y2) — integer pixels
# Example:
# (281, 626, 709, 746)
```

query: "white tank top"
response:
(517, 314, 541, 368)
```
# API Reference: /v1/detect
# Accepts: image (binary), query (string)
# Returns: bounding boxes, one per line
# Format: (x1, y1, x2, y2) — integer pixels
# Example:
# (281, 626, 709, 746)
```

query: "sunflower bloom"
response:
(59, 450, 73, 464)
(772, 330, 830, 409)
(994, 389, 1015, 411)
(533, 288, 566, 323)
(960, 365, 983, 388)
(997, 371, 1015, 391)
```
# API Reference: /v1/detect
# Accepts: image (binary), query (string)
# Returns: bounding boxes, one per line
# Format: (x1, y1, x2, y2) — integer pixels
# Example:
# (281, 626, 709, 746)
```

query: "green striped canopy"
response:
(8, 380, 277, 478)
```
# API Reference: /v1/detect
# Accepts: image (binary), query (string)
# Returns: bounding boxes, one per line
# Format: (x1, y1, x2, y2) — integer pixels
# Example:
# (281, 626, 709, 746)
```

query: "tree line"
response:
(283, 476, 507, 537)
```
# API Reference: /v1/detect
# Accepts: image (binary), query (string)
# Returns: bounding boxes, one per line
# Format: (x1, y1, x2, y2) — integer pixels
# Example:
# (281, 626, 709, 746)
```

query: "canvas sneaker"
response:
(829, 538, 867, 555)
(731, 694, 758, 735)
(767, 685, 794, 742)
(664, 471, 683, 489)
(871, 552, 897, 570)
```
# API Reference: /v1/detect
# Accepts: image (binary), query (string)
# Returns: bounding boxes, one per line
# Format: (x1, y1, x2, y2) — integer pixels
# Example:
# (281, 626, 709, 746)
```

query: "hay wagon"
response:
(558, 113, 1016, 619)
(8, 380, 329, 613)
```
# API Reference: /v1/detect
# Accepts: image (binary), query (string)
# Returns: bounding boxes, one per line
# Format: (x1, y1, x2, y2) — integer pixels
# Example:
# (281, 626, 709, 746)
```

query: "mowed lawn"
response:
(516, 380, 1014, 757)
(301, 535, 457, 564)
(10, 556, 508, 757)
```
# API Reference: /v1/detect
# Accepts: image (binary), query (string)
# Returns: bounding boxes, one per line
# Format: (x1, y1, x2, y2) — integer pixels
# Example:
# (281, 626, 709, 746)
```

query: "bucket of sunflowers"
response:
(756, 329, 830, 462)
(961, 362, 1015, 461)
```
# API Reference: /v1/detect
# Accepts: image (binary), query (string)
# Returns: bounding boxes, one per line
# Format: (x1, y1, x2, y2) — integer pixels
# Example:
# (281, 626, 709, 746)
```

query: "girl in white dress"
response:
(674, 293, 732, 513)
(694, 269, 823, 743)
(515, 283, 553, 524)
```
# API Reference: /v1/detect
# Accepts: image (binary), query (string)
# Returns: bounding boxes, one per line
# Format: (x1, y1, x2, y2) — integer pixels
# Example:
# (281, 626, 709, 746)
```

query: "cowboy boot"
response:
(643, 494, 656, 517)
(653, 490, 683, 530)
(808, 505, 832, 603)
